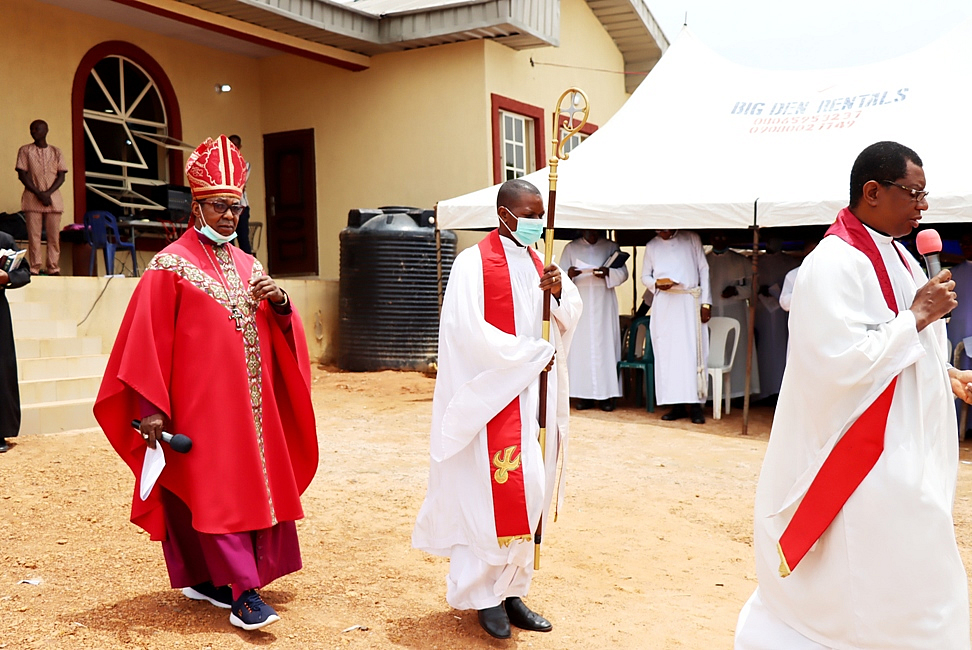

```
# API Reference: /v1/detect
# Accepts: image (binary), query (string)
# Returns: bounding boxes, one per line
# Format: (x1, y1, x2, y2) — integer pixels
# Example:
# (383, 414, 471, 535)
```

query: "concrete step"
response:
(20, 398, 97, 435)
(5, 287, 25, 302)
(11, 318, 78, 340)
(18, 354, 108, 382)
(14, 336, 102, 359)
(18, 375, 103, 406)
(9, 300, 52, 321)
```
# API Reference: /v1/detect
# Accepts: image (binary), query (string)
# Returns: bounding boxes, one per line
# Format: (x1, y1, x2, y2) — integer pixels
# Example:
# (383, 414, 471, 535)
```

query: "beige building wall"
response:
(2, 0, 639, 358)
(484, 0, 629, 138)
(258, 41, 490, 280)
(0, 0, 267, 259)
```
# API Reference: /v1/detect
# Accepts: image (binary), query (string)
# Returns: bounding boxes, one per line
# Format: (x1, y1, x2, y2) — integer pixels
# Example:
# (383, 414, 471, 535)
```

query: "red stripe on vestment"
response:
(479, 230, 542, 543)
(777, 208, 908, 576)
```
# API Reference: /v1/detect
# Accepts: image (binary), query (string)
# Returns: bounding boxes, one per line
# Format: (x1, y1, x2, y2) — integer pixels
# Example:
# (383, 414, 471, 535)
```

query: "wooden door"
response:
(263, 129, 318, 276)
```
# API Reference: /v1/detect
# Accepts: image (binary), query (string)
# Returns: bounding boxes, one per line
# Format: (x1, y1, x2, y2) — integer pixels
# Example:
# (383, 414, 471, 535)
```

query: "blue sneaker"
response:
(229, 590, 280, 631)
(182, 582, 232, 609)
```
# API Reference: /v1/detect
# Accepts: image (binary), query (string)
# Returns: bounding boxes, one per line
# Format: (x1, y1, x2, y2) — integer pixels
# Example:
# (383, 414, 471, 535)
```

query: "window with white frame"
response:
(500, 111, 535, 181)
(561, 129, 588, 155)
(83, 56, 192, 212)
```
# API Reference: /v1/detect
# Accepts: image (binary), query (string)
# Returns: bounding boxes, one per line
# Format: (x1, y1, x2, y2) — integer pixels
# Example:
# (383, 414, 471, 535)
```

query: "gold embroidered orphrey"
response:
(492, 445, 522, 485)
(147, 250, 278, 526)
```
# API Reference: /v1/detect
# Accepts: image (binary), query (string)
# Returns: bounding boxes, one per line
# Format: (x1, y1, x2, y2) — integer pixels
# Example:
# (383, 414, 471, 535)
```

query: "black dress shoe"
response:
(0, 438, 7, 453)
(504, 597, 552, 633)
(477, 604, 511, 639)
(599, 399, 614, 412)
(575, 399, 594, 411)
(661, 405, 688, 421)
(690, 404, 705, 424)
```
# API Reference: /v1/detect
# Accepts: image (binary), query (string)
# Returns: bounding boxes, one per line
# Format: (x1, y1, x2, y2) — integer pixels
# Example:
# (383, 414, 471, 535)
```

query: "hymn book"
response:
(0, 249, 25, 272)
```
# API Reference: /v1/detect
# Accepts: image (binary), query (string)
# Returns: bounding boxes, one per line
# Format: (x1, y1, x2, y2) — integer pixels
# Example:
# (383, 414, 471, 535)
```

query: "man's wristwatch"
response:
(701, 303, 712, 310)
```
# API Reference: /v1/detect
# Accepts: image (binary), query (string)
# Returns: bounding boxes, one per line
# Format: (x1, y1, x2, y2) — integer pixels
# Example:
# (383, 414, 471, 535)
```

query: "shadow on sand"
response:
(64, 588, 296, 645)
(388, 609, 539, 649)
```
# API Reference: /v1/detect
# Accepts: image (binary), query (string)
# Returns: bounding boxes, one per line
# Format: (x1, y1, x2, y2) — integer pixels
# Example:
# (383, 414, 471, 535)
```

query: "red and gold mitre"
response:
(185, 135, 248, 200)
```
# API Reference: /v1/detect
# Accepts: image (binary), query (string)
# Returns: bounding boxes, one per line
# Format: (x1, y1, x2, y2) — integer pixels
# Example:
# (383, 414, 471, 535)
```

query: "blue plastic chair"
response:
(83, 211, 137, 276)
(617, 315, 655, 412)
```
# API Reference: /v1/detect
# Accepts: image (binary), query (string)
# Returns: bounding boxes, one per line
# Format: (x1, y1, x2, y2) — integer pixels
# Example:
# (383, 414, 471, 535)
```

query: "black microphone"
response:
(131, 419, 193, 454)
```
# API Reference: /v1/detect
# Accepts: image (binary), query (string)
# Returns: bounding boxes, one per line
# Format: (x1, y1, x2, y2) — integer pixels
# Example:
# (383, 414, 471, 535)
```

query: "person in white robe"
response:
(948, 234, 972, 438)
(413, 179, 582, 641)
(947, 234, 972, 360)
(562, 230, 628, 411)
(753, 238, 799, 400)
(707, 233, 759, 399)
(779, 241, 818, 314)
(736, 141, 972, 650)
(641, 229, 711, 424)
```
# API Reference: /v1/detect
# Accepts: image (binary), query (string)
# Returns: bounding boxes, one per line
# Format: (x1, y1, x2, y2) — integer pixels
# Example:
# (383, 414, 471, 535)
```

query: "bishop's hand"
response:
(250, 274, 286, 304)
(140, 413, 165, 449)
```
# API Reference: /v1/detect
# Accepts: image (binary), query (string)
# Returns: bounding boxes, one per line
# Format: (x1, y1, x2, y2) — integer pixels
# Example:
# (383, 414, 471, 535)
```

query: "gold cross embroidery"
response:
(492, 445, 521, 485)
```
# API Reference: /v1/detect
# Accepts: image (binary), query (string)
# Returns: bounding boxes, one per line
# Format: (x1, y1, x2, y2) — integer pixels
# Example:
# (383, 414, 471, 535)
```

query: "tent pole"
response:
(632, 244, 638, 315)
(743, 209, 759, 435)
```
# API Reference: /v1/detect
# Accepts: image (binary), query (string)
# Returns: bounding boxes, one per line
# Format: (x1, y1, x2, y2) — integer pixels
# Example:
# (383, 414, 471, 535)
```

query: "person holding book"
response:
(641, 229, 711, 424)
(563, 229, 629, 411)
(0, 232, 30, 452)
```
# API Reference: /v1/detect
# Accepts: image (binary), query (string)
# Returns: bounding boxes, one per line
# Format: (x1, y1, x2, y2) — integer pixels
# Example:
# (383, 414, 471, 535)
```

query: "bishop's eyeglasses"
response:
(197, 200, 245, 216)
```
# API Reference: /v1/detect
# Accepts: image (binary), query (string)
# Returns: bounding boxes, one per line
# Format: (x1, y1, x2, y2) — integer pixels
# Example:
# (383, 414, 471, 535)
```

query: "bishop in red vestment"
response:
(94, 135, 317, 632)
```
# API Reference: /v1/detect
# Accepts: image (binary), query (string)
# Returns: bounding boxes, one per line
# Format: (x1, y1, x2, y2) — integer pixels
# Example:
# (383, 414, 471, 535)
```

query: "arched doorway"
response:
(71, 42, 183, 222)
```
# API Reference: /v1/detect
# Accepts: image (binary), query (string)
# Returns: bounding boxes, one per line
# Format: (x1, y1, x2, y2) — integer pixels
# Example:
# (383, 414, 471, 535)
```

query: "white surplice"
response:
(738, 226, 969, 650)
(707, 249, 760, 398)
(560, 237, 628, 400)
(641, 231, 711, 405)
(412, 234, 582, 610)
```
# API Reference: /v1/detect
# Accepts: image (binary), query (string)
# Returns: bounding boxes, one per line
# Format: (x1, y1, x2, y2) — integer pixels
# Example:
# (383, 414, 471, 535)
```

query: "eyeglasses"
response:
(197, 200, 244, 216)
(877, 180, 929, 203)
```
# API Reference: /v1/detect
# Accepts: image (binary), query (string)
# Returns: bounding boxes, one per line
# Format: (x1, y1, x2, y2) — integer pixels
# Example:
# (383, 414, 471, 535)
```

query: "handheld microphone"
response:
(915, 229, 950, 321)
(131, 419, 193, 454)
(916, 229, 943, 278)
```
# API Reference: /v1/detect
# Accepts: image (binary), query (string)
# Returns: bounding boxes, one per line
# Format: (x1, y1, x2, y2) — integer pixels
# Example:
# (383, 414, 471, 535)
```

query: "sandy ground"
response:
(2, 367, 972, 649)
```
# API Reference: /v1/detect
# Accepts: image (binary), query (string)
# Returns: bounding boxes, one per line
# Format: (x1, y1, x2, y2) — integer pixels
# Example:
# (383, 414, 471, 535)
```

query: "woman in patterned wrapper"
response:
(94, 135, 318, 632)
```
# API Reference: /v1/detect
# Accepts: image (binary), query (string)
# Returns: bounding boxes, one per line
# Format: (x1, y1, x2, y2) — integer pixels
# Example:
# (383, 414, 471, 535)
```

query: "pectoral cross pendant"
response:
(230, 306, 244, 331)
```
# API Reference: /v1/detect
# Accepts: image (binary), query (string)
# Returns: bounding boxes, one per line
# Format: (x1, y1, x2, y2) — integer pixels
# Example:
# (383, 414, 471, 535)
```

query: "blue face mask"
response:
(501, 207, 544, 247)
(196, 222, 238, 246)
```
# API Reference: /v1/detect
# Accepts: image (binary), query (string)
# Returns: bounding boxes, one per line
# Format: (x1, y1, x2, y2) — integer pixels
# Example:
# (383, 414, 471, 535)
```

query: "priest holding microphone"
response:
(95, 135, 318, 632)
(735, 141, 972, 649)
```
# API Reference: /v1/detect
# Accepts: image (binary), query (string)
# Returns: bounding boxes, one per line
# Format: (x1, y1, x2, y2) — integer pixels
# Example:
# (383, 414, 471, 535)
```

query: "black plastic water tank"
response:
(338, 207, 457, 371)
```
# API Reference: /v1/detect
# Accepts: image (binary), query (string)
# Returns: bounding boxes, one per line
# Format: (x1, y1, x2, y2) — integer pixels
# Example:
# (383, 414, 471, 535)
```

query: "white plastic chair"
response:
(707, 316, 741, 420)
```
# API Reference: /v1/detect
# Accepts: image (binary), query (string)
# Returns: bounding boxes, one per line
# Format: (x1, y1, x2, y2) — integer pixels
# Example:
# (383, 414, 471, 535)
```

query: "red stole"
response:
(777, 208, 909, 576)
(478, 230, 544, 546)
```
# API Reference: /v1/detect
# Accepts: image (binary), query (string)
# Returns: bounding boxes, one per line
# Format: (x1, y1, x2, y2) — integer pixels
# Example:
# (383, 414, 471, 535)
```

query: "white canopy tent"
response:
(438, 22, 972, 230)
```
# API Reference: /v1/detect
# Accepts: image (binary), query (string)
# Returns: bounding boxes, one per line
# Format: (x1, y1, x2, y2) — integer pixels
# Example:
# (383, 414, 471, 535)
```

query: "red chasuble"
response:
(777, 208, 908, 576)
(478, 230, 544, 546)
(94, 229, 318, 540)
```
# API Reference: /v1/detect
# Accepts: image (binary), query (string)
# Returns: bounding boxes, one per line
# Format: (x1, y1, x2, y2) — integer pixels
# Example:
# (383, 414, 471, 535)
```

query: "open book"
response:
(0, 248, 26, 273)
